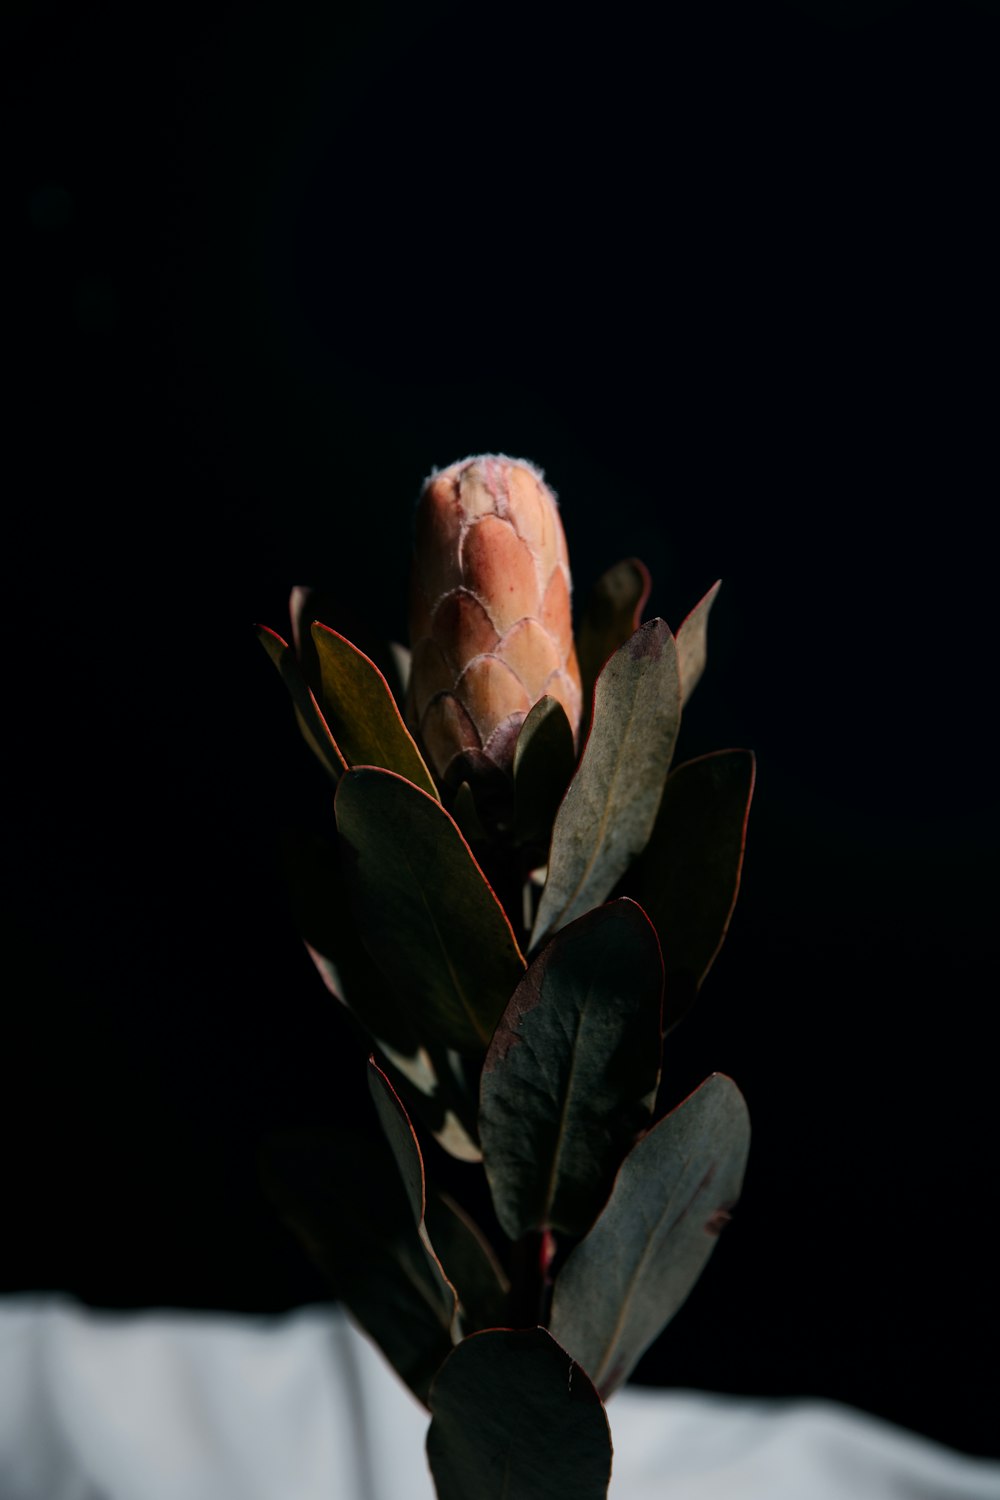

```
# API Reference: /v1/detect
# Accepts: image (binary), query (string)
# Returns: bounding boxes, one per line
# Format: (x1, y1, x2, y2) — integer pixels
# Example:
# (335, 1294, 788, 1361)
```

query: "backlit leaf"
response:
(312, 622, 438, 798)
(255, 625, 346, 780)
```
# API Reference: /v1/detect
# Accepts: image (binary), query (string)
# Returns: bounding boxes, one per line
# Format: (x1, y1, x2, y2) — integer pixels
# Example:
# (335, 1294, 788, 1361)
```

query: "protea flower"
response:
(407, 455, 583, 786)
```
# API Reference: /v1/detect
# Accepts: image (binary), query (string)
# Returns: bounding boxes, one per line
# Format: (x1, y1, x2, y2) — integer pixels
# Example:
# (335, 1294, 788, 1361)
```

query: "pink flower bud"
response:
(408, 455, 582, 784)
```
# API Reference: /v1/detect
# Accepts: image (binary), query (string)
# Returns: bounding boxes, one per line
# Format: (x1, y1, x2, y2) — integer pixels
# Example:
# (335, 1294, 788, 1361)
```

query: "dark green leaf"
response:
(549, 1073, 750, 1397)
(513, 695, 577, 848)
(261, 1128, 452, 1407)
(282, 826, 420, 1057)
(312, 622, 438, 798)
(369, 1060, 460, 1338)
(427, 1328, 612, 1500)
(675, 579, 721, 706)
(282, 828, 481, 1160)
(632, 750, 755, 1029)
(480, 899, 663, 1239)
(255, 625, 346, 780)
(575, 558, 651, 717)
(425, 1192, 511, 1333)
(336, 768, 526, 1053)
(531, 619, 681, 947)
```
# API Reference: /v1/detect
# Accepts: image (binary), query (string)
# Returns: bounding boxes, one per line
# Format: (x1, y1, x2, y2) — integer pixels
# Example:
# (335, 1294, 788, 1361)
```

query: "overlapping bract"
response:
(408, 455, 583, 784)
(256, 461, 754, 1500)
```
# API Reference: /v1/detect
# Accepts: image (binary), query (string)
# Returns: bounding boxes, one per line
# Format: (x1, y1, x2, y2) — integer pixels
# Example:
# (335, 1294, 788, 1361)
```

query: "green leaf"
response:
(255, 625, 346, 780)
(335, 767, 526, 1053)
(513, 695, 577, 848)
(290, 585, 410, 709)
(427, 1328, 612, 1500)
(369, 1060, 461, 1339)
(424, 1193, 511, 1334)
(575, 558, 651, 717)
(549, 1073, 750, 1397)
(632, 749, 755, 1030)
(531, 619, 682, 947)
(675, 579, 721, 706)
(312, 621, 439, 798)
(480, 899, 664, 1239)
(261, 1128, 452, 1407)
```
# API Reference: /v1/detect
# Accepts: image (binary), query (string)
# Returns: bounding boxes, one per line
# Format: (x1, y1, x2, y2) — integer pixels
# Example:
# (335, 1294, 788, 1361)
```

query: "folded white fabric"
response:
(1, 1297, 997, 1500)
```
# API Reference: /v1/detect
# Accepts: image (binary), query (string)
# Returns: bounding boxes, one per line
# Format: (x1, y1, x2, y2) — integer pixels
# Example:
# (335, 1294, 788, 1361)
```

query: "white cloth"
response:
(1, 1297, 997, 1500)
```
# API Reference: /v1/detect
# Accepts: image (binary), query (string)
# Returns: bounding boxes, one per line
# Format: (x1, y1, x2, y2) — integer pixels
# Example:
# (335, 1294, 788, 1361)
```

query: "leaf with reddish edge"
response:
(369, 1060, 461, 1340)
(312, 621, 439, 799)
(513, 695, 577, 849)
(336, 767, 526, 1054)
(255, 625, 346, 780)
(427, 1328, 612, 1500)
(530, 619, 681, 949)
(290, 585, 410, 709)
(261, 1127, 452, 1407)
(631, 749, 755, 1031)
(575, 557, 652, 722)
(480, 899, 664, 1240)
(549, 1073, 750, 1398)
(676, 579, 721, 706)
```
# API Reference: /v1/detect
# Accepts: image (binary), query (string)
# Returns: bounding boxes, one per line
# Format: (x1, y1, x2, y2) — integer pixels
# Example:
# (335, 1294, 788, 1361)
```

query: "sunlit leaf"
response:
(480, 899, 663, 1239)
(427, 1328, 612, 1500)
(549, 1073, 750, 1397)
(312, 622, 438, 798)
(255, 625, 346, 780)
(531, 619, 681, 947)
(290, 585, 410, 707)
(336, 768, 526, 1053)
(675, 579, 721, 706)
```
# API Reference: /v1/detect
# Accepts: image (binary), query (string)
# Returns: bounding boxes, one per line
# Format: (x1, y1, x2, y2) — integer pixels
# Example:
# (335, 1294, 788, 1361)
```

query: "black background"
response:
(8, 0, 998, 1463)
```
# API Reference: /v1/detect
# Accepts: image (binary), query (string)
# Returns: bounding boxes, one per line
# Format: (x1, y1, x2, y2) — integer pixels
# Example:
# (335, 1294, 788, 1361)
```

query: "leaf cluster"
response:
(257, 562, 754, 1499)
